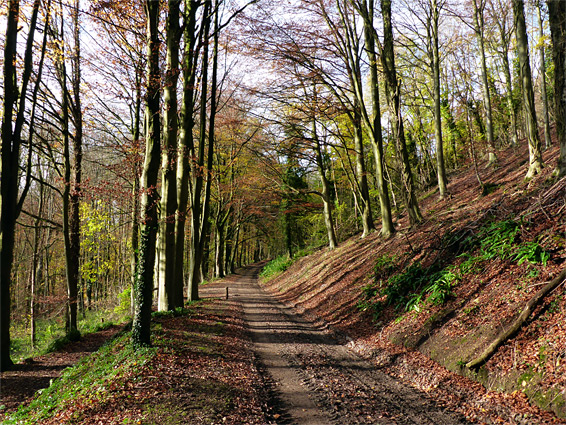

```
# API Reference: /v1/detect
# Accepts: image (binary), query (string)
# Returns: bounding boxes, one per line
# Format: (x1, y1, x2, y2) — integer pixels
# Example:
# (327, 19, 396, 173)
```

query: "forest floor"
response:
(2, 143, 566, 424)
(1, 262, 562, 424)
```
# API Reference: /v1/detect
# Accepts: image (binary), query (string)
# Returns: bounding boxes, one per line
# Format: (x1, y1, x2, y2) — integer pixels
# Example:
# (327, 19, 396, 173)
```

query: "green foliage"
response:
(478, 220, 520, 260)
(358, 219, 551, 321)
(80, 202, 116, 292)
(114, 286, 132, 315)
(260, 255, 294, 279)
(10, 309, 128, 363)
(373, 254, 398, 281)
(514, 241, 550, 266)
(359, 256, 456, 319)
(152, 306, 193, 319)
(5, 332, 155, 424)
(260, 249, 312, 280)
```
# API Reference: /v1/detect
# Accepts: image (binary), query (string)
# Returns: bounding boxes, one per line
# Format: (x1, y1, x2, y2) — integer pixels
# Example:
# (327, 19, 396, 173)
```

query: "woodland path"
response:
(203, 264, 471, 425)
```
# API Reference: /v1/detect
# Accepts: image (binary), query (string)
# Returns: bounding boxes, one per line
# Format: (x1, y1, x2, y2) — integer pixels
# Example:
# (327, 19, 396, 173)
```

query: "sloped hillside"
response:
(260, 143, 566, 422)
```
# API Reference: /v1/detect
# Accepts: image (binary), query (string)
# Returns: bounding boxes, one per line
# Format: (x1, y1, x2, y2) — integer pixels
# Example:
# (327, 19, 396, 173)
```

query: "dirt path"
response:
(207, 265, 472, 425)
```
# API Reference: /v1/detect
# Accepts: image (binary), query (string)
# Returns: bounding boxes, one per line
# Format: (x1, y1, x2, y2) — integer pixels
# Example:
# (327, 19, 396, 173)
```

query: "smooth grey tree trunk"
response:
(158, 0, 181, 311)
(514, 0, 544, 178)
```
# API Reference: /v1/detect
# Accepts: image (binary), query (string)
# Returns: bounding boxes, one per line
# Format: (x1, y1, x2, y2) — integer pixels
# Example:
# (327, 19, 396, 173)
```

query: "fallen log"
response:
(466, 267, 566, 369)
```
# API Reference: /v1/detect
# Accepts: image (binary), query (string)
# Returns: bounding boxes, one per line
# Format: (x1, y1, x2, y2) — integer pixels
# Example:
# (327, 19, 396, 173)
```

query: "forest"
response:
(1, 0, 566, 392)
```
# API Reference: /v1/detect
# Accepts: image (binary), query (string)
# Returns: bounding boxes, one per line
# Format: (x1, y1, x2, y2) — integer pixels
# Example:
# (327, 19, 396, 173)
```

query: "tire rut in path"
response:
(225, 265, 471, 425)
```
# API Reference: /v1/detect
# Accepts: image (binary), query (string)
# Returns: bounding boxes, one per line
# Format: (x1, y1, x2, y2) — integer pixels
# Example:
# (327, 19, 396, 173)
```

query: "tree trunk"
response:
(130, 79, 142, 316)
(1, 0, 43, 371)
(158, 0, 181, 312)
(537, 1, 552, 150)
(215, 219, 226, 278)
(425, 0, 449, 198)
(547, 0, 566, 177)
(473, 0, 497, 165)
(67, 0, 83, 339)
(132, 0, 161, 349)
(188, 0, 212, 301)
(358, 0, 394, 238)
(353, 107, 374, 238)
(381, 0, 422, 224)
(175, 0, 199, 304)
(514, 0, 544, 178)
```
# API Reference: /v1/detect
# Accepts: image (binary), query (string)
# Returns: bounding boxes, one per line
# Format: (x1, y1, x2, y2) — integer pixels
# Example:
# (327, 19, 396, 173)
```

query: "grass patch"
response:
(10, 308, 131, 363)
(3, 331, 155, 425)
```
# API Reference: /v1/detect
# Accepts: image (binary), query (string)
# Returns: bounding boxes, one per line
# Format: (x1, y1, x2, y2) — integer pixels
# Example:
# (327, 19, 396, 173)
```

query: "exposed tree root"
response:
(466, 268, 566, 369)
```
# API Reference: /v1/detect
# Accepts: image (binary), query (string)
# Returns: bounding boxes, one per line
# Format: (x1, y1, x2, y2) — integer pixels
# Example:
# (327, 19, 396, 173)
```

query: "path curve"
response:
(210, 265, 472, 425)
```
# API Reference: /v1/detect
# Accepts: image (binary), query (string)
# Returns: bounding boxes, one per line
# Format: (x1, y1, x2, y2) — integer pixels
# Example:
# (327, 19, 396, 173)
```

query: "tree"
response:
(1, 0, 47, 371)
(472, 0, 497, 165)
(53, 0, 83, 339)
(547, 0, 566, 177)
(157, 0, 181, 312)
(488, 0, 519, 146)
(350, 0, 395, 237)
(426, 0, 449, 198)
(380, 0, 422, 224)
(132, 0, 161, 349)
(536, 0, 551, 150)
(513, 0, 544, 178)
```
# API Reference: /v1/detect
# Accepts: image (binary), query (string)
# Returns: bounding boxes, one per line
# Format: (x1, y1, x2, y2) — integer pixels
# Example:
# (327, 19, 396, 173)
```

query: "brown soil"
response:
(260, 143, 566, 423)
(0, 325, 123, 414)
(227, 264, 470, 424)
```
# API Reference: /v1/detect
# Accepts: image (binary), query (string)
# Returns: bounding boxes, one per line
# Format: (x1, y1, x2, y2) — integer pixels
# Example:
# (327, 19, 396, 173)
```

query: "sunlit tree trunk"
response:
(473, 0, 496, 165)
(352, 105, 374, 238)
(537, 1, 552, 149)
(513, 0, 544, 178)
(352, 0, 394, 238)
(188, 0, 212, 301)
(175, 0, 199, 304)
(381, 0, 422, 224)
(426, 0, 449, 198)
(547, 0, 566, 176)
(132, 0, 161, 349)
(158, 0, 181, 311)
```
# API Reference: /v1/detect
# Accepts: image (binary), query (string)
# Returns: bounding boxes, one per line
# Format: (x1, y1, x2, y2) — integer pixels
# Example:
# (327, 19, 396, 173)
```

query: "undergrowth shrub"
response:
(260, 249, 312, 280)
(358, 218, 550, 321)
(260, 255, 294, 279)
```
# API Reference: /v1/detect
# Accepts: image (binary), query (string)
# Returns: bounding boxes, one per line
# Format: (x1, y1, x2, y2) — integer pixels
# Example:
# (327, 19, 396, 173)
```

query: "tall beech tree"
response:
(350, 0, 395, 237)
(426, 0, 449, 198)
(536, 1, 551, 150)
(513, 0, 543, 178)
(380, 0, 422, 225)
(53, 0, 83, 339)
(175, 0, 199, 304)
(488, 0, 519, 147)
(547, 0, 566, 177)
(132, 0, 161, 349)
(472, 0, 496, 165)
(1, 0, 47, 371)
(157, 0, 182, 312)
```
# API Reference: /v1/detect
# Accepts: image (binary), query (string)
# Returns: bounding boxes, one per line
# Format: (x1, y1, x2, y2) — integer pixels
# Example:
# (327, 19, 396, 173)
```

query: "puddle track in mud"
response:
(213, 265, 472, 425)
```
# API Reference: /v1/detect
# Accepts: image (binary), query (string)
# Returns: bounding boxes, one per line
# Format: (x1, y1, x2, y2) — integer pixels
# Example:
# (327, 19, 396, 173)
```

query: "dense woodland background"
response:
(1, 0, 566, 372)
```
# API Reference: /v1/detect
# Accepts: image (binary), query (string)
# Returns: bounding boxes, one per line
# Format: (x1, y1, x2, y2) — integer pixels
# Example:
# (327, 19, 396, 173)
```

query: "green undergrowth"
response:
(10, 308, 131, 364)
(4, 329, 154, 425)
(260, 249, 312, 280)
(358, 218, 550, 320)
